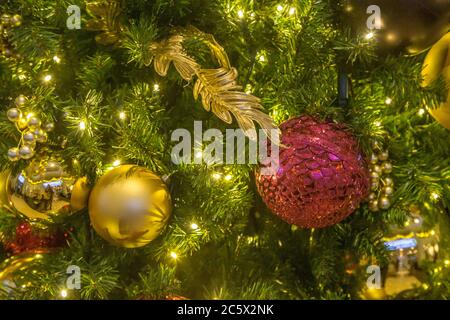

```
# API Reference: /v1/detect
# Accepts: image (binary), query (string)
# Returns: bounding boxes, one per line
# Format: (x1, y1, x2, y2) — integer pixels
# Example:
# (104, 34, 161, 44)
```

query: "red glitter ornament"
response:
(4, 222, 69, 255)
(255, 116, 370, 228)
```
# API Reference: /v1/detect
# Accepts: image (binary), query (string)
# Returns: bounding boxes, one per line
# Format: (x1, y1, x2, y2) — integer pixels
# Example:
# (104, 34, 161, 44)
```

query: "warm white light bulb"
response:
(224, 174, 232, 181)
(418, 108, 426, 116)
(43, 74, 52, 82)
(385, 97, 392, 105)
(112, 159, 121, 167)
(195, 151, 203, 159)
(153, 84, 160, 92)
(60, 289, 68, 298)
(119, 111, 126, 120)
(79, 121, 86, 130)
(289, 7, 296, 15)
(191, 223, 199, 230)
(212, 173, 221, 180)
(431, 192, 440, 200)
(53, 56, 61, 63)
(277, 5, 283, 12)
(237, 10, 244, 18)
(365, 32, 374, 40)
(170, 251, 178, 259)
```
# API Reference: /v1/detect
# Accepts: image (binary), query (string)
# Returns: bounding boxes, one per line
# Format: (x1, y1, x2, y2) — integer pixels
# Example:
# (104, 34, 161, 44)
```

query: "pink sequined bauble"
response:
(256, 116, 370, 228)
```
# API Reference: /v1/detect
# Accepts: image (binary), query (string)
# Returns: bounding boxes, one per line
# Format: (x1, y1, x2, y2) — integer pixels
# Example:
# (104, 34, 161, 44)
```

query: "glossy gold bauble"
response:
(44, 123, 55, 132)
(7, 147, 20, 161)
(17, 117, 28, 130)
(15, 95, 27, 106)
(422, 32, 450, 130)
(379, 197, 391, 210)
(23, 131, 36, 146)
(0, 170, 10, 207)
(88, 165, 172, 248)
(384, 177, 394, 186)
(369, 199, 379, 212)
(10, 14, 22, 27)
(361, 288, 387, 300)
(7, 108, 21, 122)
(19, 145, 34, 159)
(381, 162, 393, 174)
(27, 116, 41, 129)
(7, 157, 88, 220)
(0, 251, 46, 287)
(383, 186, 394, 196)
(71, 177, 90, 212)
(378, 151, 389, 162)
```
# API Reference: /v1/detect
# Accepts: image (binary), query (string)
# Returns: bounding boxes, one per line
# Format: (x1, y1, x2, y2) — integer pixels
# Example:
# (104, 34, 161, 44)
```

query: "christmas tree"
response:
(0, 0, 450, 300)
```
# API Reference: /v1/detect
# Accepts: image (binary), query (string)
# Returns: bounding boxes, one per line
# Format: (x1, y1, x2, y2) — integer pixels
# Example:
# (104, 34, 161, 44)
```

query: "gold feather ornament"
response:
(86, 2, 277, 138)
(148, 28, 279, 140)
(149, 35, 200, 80)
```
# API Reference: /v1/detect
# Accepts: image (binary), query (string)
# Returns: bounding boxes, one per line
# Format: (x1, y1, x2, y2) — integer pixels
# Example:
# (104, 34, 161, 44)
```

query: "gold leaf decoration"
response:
(150, 35, 199, 80)
(149, 28, 279, 140)
(86, 0, 123, 46)
(175, 26, 231, 69)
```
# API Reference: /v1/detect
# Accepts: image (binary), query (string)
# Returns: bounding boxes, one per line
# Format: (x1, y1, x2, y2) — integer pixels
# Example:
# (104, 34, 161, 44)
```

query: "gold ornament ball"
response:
(17, 117, 28, 130)
(421, 33, 450, 130)
(379, 197, 391, 210)
(370, 171, 379, 180)
(71, 177, 91, 212)
(23, 131, 36, 146)
(384, 177, 394, 187)
(383, 186, 394, 196)
(369, 199, 379, 212)
(27, 116, 41, 129)
(0, 170, 10, 207)
(361, 288, 387, 300)
(0, 251, 46, 286)
(371, 165, 382, 174)
(7, 108, 21, 122)
(19, 145, 34, 159)
(382, 162, 393, 174)
(88, 165, 172, 248)
(10, 14, 21, 27)
(378, 151, 389, 161)
(7, 157, 87, 220)
(44, 123, 55, 132)
(36, 130, 47, 143)
(7, 147, 20, 161)
(15, 95, 27, 106)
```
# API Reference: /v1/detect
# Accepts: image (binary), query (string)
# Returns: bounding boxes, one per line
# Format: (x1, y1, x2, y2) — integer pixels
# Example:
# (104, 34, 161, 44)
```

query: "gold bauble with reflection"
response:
(88, 165, 172, 248)
(7, 156, 89, 220)
(0, 250, 46, 293)
(0, 170, 11, 209)
(361, 288, 387, 300)
(422, 32, 450, 130)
